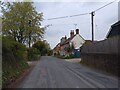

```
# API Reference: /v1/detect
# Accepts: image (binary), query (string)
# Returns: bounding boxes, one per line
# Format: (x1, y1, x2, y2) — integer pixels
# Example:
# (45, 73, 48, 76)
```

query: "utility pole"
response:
(91, 11, 95, 42)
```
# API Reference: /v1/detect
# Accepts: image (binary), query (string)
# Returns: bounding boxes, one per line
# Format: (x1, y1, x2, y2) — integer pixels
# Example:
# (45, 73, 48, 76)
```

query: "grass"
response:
(2, 61, 28, 86)
(63, 56, 80, 59)
(55, 55, 80, 59)
(2, 60, 29, 87)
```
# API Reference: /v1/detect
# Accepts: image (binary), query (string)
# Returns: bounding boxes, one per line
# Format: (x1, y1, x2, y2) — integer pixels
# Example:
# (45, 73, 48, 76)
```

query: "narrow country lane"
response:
(18, 56, 119, 88)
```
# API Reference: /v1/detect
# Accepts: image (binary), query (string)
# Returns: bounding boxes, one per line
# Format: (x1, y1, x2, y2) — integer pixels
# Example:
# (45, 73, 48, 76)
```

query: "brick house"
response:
(53, 43, 60, 56)
(60, 29, 85, 57)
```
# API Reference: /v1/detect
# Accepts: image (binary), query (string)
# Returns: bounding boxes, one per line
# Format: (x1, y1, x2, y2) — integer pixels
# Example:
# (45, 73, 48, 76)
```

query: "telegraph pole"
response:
(91, 11, 95, 42)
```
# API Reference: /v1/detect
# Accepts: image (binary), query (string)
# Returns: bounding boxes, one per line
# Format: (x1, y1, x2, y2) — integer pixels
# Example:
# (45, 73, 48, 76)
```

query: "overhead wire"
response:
(47, 13, 89, 20)
(45, 0, 117, 21)
(93, 0, 118, 12)
(47, 16, 69, 20)
(69, 13, 89, 17)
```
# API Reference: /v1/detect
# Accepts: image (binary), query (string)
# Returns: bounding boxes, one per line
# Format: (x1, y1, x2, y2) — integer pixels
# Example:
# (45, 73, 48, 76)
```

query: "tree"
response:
(66, 42, 74, 56)
(32, 40, 52, 56)
(1, 2, 44, 47)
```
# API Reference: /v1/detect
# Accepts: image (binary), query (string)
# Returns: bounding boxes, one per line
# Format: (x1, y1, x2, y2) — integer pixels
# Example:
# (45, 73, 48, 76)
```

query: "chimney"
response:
(70, 30, 74, 38)
(76, 29, 79, 34)
(72, 30, 74, 35)
(65, 35, 67, 40)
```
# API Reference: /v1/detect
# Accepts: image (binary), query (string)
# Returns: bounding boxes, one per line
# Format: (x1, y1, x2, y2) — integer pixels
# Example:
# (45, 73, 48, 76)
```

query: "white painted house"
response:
(60, 29, 85, 56)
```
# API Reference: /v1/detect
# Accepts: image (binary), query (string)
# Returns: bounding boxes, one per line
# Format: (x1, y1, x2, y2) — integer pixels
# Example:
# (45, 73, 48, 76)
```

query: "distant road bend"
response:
(18, 56, 119, 88)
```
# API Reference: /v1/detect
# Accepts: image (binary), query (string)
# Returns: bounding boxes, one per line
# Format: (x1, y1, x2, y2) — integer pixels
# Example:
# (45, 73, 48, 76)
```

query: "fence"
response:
(81, 36, 120, 76)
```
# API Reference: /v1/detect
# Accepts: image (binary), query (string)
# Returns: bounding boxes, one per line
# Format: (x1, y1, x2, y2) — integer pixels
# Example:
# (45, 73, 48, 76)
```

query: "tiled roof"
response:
(60, 34, 76, 46)
(53, 43, 60, 50)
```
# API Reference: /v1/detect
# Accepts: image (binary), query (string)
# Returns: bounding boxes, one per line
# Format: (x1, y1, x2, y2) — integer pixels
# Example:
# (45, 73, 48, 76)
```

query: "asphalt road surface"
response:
(18, 56, 119, 88)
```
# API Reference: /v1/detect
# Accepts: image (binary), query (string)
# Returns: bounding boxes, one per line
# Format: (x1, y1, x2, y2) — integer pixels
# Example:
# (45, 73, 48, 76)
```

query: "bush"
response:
(27, 47, 40, 61)
(2, 36, 26, 61)
(63, 56, 76, 59)
(32, 40, 52, 56)
(2, 36, 28, 87)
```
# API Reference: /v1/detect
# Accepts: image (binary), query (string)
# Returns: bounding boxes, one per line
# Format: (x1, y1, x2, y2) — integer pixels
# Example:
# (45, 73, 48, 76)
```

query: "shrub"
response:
(2, 36, 26, 61)
(27, 47, 40, 61)
(2, 36, 28, 87)
(63, 55, 77, 59)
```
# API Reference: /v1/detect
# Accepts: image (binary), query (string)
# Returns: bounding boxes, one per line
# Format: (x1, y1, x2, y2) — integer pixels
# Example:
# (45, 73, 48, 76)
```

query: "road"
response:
(18, 56, 119, 88)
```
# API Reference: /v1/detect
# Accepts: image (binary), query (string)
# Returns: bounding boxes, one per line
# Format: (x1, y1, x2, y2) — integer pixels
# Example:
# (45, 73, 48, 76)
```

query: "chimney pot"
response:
(70, 30, 74, 37)
(65, 35, 67, 40)
(76, 29, 79, 34)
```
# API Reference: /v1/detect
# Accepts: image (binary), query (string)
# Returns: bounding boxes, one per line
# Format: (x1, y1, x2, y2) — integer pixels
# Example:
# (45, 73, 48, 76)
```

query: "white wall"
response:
(70, 34, 85, 49)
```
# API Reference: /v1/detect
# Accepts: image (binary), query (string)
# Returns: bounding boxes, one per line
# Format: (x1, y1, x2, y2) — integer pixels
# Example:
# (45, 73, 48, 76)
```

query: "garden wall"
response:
(81, 36, 120, 76)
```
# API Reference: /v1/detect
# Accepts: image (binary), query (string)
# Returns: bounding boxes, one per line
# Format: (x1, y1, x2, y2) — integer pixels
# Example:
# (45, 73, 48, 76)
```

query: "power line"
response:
(46, 13, 89, 20)
(89, 0, 117, 41)
(69, 13, 89, 17)
(48, 16, 69, 20)
(45, 0, 117, 21)
(44, 0, 117, 42)
(94, 0, 117, 12)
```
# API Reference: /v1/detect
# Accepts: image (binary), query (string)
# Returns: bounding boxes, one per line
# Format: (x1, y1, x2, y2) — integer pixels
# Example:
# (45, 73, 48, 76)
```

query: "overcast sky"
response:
(33, 1, 118, 49)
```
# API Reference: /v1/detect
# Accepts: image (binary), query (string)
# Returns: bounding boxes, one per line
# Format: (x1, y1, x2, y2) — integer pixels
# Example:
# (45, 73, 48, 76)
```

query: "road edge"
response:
(6, 62, 37, 88)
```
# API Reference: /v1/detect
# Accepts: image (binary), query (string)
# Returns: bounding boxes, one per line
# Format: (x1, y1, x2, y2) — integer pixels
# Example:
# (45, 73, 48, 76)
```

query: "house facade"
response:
(60, 29, 85, 57)
(53, 43, 60, 56)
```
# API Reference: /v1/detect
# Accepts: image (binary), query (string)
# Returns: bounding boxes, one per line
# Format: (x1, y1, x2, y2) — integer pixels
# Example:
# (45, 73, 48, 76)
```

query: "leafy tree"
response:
(32, 40, 52, 56)
(1, 2, 44, 47)
(47, 50, 53, 56)
(27, 47, 39, 61)
(66, 42, 74, 56)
